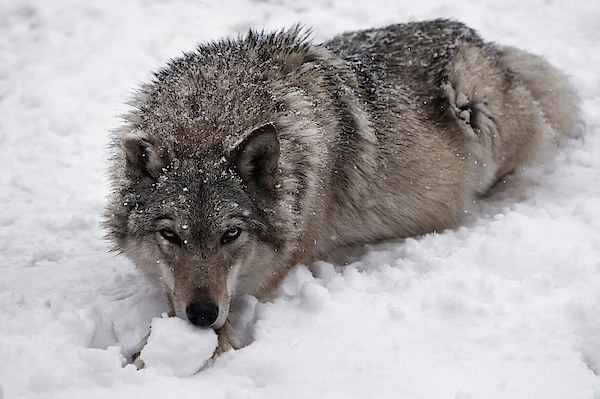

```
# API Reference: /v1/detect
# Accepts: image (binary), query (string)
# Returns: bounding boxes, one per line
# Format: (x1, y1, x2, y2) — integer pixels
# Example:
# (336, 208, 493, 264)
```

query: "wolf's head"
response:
(107, 122, 292, 328)
(106, 27, 335, 329)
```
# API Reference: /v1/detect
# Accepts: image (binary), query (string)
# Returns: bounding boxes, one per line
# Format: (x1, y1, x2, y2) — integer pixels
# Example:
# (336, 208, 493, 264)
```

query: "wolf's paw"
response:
(131, 331, 150, 370)
(214, 320, 245, 356)
(132, 349, 145, 370)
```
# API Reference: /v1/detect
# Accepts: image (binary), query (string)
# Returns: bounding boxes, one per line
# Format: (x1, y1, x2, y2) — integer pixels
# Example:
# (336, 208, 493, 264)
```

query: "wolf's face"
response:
(112, 124, 286, 329)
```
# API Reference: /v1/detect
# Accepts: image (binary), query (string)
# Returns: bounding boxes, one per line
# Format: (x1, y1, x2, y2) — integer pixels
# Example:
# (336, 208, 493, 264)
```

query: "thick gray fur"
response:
(105, 19, 582, 359)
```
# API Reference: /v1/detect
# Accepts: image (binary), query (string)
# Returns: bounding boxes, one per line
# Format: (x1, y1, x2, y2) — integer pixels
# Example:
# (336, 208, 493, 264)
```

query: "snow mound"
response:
(140, 314, 218, 377)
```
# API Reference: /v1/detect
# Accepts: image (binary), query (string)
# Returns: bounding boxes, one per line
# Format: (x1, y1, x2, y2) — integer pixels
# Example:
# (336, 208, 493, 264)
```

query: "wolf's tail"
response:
(499, 46, 584, 143)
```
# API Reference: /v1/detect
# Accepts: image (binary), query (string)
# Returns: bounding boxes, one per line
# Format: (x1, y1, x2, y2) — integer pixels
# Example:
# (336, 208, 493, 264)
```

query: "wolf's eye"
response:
(160, 228, 182, 245)
(221, 227, 241, 245)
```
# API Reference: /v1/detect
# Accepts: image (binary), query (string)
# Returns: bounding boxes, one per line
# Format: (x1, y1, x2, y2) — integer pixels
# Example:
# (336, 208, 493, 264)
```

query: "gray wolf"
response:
(104, 19, 582, 367)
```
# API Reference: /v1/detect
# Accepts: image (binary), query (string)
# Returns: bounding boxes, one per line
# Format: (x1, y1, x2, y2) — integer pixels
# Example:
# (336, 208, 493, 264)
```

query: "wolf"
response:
(104, 19, 582, 367)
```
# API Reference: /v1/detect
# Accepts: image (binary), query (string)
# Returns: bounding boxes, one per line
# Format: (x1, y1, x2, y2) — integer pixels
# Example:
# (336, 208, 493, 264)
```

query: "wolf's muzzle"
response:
(186, 302, 219, 327)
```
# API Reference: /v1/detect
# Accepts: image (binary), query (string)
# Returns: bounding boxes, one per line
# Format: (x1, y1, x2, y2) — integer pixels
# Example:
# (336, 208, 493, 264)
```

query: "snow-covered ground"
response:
(1, 0, 599, 398)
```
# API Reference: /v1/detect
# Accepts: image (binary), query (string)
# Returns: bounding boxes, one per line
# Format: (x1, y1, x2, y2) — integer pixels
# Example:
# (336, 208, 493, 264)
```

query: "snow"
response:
(1, 0, 599, 398)
(140, 314, 218, 377)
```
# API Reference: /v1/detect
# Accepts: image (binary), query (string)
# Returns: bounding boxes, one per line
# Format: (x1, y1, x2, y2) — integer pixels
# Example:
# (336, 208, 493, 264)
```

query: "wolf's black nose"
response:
(186, 302, 219, 326)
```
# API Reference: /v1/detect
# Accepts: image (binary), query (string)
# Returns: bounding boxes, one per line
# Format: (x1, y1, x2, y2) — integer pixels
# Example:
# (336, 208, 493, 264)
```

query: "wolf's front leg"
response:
(214, 319, 245, 356)
(131, 330, 150, 369)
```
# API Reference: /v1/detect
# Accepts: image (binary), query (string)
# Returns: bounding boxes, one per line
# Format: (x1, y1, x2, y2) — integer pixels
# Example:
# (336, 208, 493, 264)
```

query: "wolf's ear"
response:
(122, 135, 170, 180)
(235, 123, 280, 191)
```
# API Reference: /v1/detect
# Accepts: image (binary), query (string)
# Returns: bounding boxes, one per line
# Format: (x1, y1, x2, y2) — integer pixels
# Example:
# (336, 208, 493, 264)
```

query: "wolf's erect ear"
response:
(122, 135, 170, 180)
(235, 123, 280, 191)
